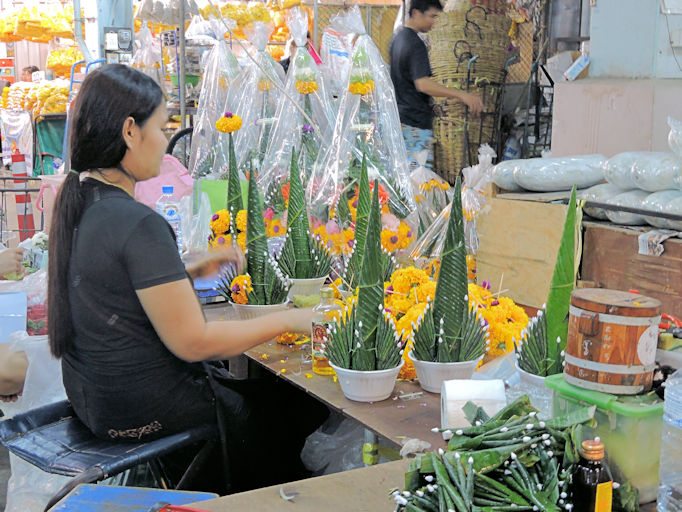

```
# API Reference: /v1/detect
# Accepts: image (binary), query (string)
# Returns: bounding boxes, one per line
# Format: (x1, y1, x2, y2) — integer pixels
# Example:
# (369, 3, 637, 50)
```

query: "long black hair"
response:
(48, 64, 163, 358)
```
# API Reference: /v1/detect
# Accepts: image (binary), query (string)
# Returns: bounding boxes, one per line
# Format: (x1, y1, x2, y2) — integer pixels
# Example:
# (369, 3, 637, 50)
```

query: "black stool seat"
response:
(0, 400, 218, 510)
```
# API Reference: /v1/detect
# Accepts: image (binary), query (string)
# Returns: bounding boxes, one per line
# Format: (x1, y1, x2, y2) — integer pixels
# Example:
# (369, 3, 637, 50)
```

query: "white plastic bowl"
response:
(329, 360, 404, 402)
(409, 351, 481, 394)
(287, 276, 328, 301)
(515, 361, 547, 387)
(231, 301, 288, 321)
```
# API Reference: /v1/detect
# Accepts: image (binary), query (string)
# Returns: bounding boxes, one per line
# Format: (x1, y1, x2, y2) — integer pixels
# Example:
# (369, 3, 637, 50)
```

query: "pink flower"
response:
(482, 280, 491, 290)
(263, 208, 275, 221)
(491, 300, 500, 307)
(217, 236, 225, 245)
(390, 235, 399, 244)
(386, 285, 394, 292)
(325, 220, 341, 235)
(381, 213, 400, 231)
(212, 214, 219, 221)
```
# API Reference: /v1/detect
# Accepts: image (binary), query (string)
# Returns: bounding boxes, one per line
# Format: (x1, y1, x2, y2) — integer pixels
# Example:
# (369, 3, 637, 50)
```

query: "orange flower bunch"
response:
(215, 111, 242, 133)
(312, 224, 354, 256)
(295, 80, 318, 95)
(230, 275, 253, 304)
(348, 80, 375, 96)
(380, 222, 414, 253)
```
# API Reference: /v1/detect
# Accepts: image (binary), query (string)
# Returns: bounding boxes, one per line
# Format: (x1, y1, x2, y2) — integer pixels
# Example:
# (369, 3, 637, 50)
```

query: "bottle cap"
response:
(320, 287, 334, 299)
(581, 438, 605, 461)
(162, 186, 174, 194)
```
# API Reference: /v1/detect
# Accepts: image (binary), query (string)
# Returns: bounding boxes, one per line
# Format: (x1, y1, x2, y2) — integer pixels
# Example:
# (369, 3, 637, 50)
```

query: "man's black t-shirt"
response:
(63, 179, 215, 440)
(389, 26, 433, 130)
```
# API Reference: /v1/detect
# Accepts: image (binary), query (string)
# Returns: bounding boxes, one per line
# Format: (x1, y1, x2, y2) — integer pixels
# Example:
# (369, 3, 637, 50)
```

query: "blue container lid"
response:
(162, 185, 174, 194)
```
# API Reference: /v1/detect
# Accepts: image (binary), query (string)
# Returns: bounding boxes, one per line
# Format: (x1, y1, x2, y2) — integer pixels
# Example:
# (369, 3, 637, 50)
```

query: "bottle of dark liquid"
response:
(570, 437, 613, 512)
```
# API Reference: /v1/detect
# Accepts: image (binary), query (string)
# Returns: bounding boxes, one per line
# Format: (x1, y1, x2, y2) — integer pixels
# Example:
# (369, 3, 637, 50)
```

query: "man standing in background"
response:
(390, 0, 483, 171)
(21, 66, 39, 82)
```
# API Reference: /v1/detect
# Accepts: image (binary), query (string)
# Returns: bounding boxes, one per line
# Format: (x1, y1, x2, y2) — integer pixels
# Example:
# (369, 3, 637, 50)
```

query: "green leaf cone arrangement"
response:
(278, 149, 333, 280)
(215, 169, 290, 305)
(325, 180, 402, 371)
(226, 133, 243, 236)
(344, 153, 371, 290)
(412, 176, 486, 363)
(516, 186, 578, 376)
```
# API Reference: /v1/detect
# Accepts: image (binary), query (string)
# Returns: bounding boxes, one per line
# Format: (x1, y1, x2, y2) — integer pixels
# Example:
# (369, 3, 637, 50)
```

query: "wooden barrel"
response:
(564, 288, 661, 395)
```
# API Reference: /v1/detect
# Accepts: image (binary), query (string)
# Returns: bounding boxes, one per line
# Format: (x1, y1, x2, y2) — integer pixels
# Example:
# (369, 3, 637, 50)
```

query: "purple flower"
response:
(212, 214, 220, 221)
(482, 280, 491, 290)
(386, 285, 394, 292)
(207, 235, 212, 241)
(390, 235, 399, 244)
(231, 284, 240, 292)
(482, 319, 489, 326)
(217, 236, 225, 245)
(302, 124, 315, 134)
(224, 111, 233, 118)
(407, 230, 413, 238)
(491, 299, 500, 307)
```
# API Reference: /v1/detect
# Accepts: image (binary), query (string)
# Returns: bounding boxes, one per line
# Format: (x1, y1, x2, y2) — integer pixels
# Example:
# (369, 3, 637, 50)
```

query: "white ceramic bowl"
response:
(329, 360, 404, 402)
(409, 351, 481, 394)
(231, 301, 288, 321)
(287, 276, 328, 301)
(515, 361, 547, 387)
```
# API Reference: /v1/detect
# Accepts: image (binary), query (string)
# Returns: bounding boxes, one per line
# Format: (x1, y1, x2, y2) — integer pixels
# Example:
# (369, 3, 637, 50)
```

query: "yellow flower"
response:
(349, 80, 375, 95)
(236, 210, 247, 232)
(215, 112, 242, 133)
(415, 280, 437, 303)
(295, 80, 318, 95)
(258, 79, 273, 91)
(331, 278, 344, 300)
(424, 259, 441, 279)
(208, 233, 231, 249)
(230, 274, 252, 304)
(210, 209, 231, 235)
(237, 231, 246, 252)
(386, 295, 413, 316)
(381, 229, 401, 253)
(390, 267, 431, 296)
(398, 221, 414, 249)
(265, 218, 285, 237)
(466, 254, 477, 281)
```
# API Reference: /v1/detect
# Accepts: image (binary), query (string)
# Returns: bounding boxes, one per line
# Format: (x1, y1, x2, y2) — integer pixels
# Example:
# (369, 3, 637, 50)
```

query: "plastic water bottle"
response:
(658, 370, 682, 511)
(156, 186, 183, 254)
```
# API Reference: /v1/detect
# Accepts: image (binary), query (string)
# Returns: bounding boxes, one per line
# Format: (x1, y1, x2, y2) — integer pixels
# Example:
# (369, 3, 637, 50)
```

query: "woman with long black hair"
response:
(47, 64, 328, 493)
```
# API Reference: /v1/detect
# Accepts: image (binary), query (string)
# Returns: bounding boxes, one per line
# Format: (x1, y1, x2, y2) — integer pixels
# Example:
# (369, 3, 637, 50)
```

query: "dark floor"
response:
(0, 445, 9, 509)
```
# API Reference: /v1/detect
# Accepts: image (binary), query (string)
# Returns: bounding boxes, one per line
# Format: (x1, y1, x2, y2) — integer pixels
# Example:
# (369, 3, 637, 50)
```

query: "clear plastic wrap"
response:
(229, 21, 286, 172)
(410, 151, 453, 235)
(319, 7, 365, 99)
(257, 7, 336, 210)
(669, 116, 682, 159)
(130, 25, 163, 86)
(490, 159, 524, 192)
(603, 152, 640, 189)
(605, 189, 650, 225)
(630, 152, 682, 192)
(641, 190, 682, 229)
(462, 144, 495, 254)
(307, 14, 417, 229)
(188, 29, 241, 180)
(578, 183, 629, 220)
(666, 194, 682, 231)
(512, 154, 606, 192)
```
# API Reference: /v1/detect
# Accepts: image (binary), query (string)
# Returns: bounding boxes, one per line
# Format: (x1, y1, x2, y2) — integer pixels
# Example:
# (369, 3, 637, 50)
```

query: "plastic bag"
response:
(257, 7, 336, 210)
(307, 11, 417, 230)
(188, 31, 241, 180)
(186, 191, 212, 252)
(410, 150, 453, 235)
(3, 331, 70, 512)
(229, 21, 286, 172)
(135, 154, 194, 209)
(666, 194, 682, 231)
(630, 152, 682, 192)
(490, 159, 524, 191)
(512, 155, 605, 192)
(301, 413, 365, 476)
(603, 152, 640, 189)
(668, 116, 682, 159)
(0, 269, 47, 336)
(642, 190, 682, 229)
(1, 110, 33, 170)
(130, 25, 163, 86)
(578, 183, 628, 220)
(605, 189, 649, 225)
(319, 7, 364, 99)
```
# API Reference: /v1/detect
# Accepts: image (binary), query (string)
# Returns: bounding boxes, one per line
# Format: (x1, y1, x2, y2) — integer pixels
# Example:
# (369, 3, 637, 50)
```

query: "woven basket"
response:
(429, 0, 511, 182)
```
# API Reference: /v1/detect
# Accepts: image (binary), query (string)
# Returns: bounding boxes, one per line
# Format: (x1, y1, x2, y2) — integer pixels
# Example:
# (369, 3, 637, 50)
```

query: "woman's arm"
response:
(0, 345, 28, 397)
(137, 279, 312, 362)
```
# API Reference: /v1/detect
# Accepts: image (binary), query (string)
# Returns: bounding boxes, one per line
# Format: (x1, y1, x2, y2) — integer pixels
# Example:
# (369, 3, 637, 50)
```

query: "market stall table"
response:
(203, 303, 449, 450)
(189, 459, 408, 511)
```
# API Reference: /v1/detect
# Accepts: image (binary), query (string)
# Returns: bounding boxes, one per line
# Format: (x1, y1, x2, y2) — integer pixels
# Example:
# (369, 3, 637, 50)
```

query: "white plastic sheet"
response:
(188, 26, 241, 180)
(131, 25, 163, 86)
(603, 152, 640, 190)
(257, 7, 336, 208)
(578, 183, 628, 220)
(630, 152, 682, 192)
(605, 189, 649, 225)
(642, 190, 682, 229)
(512, 155, 605, 192)
(230, 21, 286, 172)
(490, 159, 524, 192)
(307, 9, 416, 227)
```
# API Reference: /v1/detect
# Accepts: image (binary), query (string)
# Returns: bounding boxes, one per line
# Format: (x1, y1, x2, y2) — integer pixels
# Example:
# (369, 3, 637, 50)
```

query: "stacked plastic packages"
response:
(257, 6, 336, 214)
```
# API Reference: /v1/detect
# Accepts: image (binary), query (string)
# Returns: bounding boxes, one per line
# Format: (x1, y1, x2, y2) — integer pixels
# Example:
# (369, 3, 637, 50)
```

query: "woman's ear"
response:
(121, 117, 138, 149)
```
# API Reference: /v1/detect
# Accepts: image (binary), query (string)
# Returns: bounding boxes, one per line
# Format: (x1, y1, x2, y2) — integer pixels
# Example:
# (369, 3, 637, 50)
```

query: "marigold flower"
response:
(210, 209, 231, 235)
(265, 218, 284, 237)
(216, 112, 242, 133)
(237, 231, 246, 252)
(230, 274, 252, 304)
(258, 79, 273, 91)
(235, 210, 247, 232)
(296, 80, 318, 95)
(348, 80, 375, 95)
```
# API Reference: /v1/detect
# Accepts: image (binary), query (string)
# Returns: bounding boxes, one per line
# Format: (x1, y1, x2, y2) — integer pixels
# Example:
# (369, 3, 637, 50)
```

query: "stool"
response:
(0, 400, 219, 511)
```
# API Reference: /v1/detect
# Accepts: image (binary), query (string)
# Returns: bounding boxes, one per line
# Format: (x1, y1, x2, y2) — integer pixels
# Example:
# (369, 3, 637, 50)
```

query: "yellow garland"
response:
(237, 231, 247, 252)
(235, 210, 247, 232)
(210, 209, 231, 235)
(348, 80, 375, 95)
(295, 80, 318, 95)
(265, 218, 285, 237)
(230, 275, 253, 304)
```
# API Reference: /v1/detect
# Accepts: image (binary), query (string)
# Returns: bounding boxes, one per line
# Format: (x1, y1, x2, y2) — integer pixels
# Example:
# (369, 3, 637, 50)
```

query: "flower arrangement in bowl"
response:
(215, 169, 291, 319)
(409, 177, 487, 393)
(325, 180, 404, 402)
(277, 149, 333, 301)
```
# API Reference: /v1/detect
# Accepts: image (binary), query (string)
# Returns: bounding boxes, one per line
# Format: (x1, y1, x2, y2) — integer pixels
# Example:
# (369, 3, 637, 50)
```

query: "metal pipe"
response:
(556, 199, 682, 222)
(73, 0, 94, 62)
(179, 0, 187, 131)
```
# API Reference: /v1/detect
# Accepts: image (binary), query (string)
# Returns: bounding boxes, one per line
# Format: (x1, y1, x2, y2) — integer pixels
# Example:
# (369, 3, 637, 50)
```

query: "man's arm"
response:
(414, 77, 484, 114)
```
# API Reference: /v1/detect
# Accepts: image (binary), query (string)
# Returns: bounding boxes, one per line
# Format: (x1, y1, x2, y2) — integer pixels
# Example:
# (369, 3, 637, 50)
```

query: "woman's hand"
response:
(0, 394, 20, 403)
(185, 246, 245, 279)
(0, 247, 24, 277)
(284, 308, 315, 334)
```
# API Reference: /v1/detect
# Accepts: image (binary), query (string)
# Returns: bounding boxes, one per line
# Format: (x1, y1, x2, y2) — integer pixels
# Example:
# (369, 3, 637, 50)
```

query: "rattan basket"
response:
(429, 0, 511, 182)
